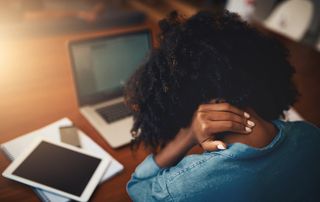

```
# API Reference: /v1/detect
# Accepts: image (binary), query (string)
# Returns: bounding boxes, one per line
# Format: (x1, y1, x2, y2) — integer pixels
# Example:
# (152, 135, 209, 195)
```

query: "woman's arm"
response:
(155, 103, 253, 168)
(127, 103, 254, 201)
(154, 128, 196, 168)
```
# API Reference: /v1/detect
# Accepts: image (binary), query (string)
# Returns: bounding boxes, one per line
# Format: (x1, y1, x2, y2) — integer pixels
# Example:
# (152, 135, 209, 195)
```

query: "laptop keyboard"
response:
(96, 102, 132, 123)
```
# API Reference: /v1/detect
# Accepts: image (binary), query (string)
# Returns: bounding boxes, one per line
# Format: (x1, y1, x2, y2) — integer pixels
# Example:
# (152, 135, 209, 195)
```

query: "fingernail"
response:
(247, 120, 255, 127)
(217, 144, 226, 150)
(245, 127, 252, 133)
(244, 112, 250, 118)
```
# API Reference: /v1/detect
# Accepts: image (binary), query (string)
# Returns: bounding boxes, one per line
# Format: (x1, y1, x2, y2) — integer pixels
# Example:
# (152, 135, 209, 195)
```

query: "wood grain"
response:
(0, 25, 154, 202)
(0, 21, 319, 202)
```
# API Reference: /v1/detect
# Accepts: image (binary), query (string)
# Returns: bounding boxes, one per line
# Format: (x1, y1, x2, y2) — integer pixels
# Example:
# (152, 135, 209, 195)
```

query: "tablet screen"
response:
(12, 141, 101, 196)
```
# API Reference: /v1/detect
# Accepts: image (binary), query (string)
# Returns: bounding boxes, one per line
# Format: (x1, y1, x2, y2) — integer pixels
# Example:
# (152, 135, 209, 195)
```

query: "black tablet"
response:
(2, 138, 110, 202)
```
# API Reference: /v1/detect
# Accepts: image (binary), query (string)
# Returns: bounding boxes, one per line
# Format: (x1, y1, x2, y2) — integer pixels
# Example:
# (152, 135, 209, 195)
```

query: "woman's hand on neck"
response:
(154, 106, 278, 169)
(222, 108, 278, 148)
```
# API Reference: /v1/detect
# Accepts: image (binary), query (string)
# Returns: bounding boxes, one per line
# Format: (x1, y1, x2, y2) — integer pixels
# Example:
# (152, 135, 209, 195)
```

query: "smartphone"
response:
(59, 126, 81, 148)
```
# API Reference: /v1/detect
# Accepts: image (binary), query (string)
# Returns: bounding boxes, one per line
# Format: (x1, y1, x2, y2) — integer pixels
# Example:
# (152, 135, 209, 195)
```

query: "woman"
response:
(125, 10, 320, 201)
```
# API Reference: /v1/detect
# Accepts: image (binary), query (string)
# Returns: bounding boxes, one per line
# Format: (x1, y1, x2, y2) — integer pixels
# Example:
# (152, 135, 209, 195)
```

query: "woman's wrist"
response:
(178, 127, 197, 149)
(154, 128, 196, 168)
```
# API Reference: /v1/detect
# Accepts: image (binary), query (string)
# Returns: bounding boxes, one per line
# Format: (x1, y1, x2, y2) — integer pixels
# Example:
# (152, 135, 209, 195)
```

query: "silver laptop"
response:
(69, 29, 151, 148)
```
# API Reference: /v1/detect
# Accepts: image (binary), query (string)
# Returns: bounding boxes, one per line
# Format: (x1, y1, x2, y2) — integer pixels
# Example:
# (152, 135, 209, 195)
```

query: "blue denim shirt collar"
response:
(213, 119, 286, 159)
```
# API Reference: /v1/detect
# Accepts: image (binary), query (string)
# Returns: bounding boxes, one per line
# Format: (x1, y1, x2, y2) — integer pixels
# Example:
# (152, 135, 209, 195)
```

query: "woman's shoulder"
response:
(281, 120, 320, 146)
(284, 120, 320, 135)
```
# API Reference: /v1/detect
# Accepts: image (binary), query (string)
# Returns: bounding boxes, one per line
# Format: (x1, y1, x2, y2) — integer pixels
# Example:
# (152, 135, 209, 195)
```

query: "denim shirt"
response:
(127, 120, 320, 202)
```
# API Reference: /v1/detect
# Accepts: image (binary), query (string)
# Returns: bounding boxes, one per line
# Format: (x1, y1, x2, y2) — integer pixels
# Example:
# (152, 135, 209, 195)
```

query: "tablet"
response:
(2, 138, 110, 202)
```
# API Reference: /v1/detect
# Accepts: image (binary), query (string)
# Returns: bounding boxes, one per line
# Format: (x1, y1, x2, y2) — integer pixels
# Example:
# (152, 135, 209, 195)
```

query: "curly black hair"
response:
(125, 10, 298, 150)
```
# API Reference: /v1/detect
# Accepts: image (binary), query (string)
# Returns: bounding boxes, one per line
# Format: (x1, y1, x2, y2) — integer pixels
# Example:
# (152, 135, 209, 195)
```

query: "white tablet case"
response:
(1, 118, 124, 202)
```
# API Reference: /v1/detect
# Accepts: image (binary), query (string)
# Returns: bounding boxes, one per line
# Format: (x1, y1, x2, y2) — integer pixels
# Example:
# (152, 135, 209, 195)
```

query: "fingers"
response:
(201, 140, 227, 151)
(192, 102, 256, 149)
(203, 120, 252, 136)
(198, 103, 250, 118)
(199, 111, 247, 126)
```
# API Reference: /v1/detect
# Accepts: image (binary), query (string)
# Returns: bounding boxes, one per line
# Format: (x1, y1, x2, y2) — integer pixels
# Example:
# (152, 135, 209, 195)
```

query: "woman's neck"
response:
(222, 108, 278, 148)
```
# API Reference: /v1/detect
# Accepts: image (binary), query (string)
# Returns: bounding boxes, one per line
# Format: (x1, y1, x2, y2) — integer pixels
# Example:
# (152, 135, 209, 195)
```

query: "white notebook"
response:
(1, 118, 124, 202)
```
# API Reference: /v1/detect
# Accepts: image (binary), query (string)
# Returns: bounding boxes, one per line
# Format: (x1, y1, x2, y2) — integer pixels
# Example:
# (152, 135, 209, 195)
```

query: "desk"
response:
(0, 25, 155, 202)
(1, 24, 320, 202)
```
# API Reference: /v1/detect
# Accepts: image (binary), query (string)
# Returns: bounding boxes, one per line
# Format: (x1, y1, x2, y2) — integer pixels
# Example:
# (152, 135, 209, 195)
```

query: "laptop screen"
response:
(69, 30, 151, 105)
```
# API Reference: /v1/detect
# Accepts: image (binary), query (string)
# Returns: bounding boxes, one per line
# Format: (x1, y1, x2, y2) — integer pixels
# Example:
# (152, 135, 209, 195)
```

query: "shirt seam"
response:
(165, 120, 291, 200)
(167, 153, 224, 183)
(166, 120, 288, 183)
(165, 178, 175, 202)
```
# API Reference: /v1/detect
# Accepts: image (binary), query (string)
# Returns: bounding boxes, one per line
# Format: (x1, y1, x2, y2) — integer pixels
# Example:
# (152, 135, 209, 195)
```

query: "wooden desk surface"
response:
(0, 24, 320, 202)
(0, 25, 154, 202)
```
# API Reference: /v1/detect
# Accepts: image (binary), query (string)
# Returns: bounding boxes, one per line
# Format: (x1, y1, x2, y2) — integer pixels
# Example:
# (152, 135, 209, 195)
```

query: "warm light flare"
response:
(0, 39, 39, 87)
(0, 40, 15, 78)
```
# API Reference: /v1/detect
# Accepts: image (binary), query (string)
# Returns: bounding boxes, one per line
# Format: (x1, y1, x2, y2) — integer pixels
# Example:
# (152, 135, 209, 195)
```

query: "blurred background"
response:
(0, 0, 320, 44)
(1, 0, 320, 140)
(0, 0, 320, 201)
(1, 0, 320, 139)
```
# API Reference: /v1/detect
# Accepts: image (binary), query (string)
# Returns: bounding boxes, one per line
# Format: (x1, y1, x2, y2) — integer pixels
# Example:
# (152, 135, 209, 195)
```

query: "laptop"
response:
(68, 28, 152, 148)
